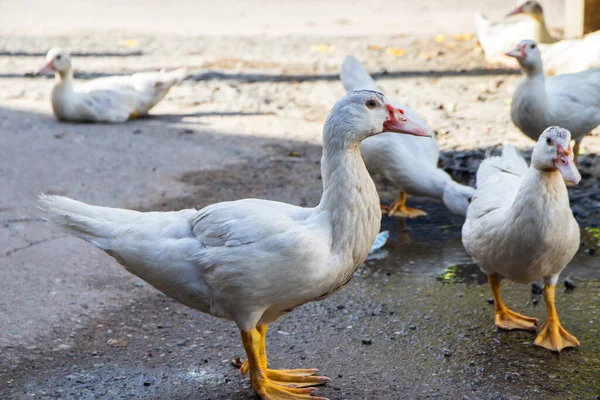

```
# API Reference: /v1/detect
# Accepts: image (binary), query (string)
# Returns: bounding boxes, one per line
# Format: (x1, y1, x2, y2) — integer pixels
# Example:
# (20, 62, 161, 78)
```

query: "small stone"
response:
(408, 324, 416, 330)
(175, 340, 185, 347)
(442, 348, 451, 357)
(564, 279, 576, 291)
(486, 298, 494, 305)
(531, 283, 543, 295)
(132, 129, 142, 135)
(143, 381, 153, 386)
(336, 304, 345, 310)
(532, 298, 539, 306)
(585, 248, 596, 256)
(361, 339, 373, 345)
(107, 338, 130, 348)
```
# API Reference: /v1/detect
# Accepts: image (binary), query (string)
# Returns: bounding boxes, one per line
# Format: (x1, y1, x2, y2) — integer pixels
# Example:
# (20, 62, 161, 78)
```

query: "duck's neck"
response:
(514, 71, 549, 134)
(528, 14, 555, 43)
(54, 69, 74, 90)
(317, 135, 381, 267)
(509, 167, 569, 223)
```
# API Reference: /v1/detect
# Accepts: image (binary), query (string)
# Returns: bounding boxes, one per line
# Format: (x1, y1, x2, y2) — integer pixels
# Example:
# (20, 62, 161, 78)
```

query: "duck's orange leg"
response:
(488, 274, 538, 331)
(238, 326, 329, 399)
(383, 191, 428, 219)
(534, 284, 580, 352)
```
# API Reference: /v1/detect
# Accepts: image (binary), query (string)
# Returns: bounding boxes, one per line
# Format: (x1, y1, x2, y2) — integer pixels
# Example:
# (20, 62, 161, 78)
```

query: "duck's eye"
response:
(546, 137, 553, 146)
(56, 55, 62, 60)
(468, 197, 473, 204)
(365, 99, 377, 109)
(530, 44, 536, 49)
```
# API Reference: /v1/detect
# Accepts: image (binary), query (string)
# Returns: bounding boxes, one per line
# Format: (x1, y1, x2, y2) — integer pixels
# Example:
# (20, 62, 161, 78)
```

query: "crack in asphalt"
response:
(2, 235, 68, 257)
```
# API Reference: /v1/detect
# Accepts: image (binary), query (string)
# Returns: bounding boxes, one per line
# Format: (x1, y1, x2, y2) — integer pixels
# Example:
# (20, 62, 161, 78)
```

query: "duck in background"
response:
(507, 39, 600, 162)
(37, 48, 187, 123)
(340, 56, 474, 218)
(38, 90, 430, 400)
(476, 1, 556, 64)
(462, 127, 581, 352)
(477, 1, 600, 75)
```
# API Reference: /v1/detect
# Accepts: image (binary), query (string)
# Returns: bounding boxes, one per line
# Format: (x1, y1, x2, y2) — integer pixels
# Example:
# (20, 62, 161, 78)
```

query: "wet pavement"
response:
(1, 11, 600, 398)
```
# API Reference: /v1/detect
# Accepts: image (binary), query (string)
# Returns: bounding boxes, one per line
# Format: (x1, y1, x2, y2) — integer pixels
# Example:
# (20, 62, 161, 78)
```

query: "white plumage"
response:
(38, 48, 187, 123)
(38, 90, 430, 399)
(340, 55, 474, 217)
(462, 127, 581, 352)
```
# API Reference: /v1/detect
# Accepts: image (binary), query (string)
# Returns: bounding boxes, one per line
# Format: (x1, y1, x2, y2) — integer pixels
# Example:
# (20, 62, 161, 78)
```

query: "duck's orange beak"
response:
(383, 104, 430, 137)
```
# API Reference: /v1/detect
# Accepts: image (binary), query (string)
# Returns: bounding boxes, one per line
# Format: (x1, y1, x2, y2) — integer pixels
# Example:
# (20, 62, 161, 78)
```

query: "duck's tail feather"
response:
(340, 55, 379, 92)
(37, 194, 141, 250)
(476, 144, 528, 187)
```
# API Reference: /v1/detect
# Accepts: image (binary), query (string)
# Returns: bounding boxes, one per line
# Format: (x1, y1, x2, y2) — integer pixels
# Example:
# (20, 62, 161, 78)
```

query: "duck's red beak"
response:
(36, 59, 55, 75)
(554, 144, 581, 185)
(383, 104, 430, 137)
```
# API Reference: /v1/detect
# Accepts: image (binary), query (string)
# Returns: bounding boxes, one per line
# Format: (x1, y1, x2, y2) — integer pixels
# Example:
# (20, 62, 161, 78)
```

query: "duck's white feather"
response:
(462, 142, 579, 284)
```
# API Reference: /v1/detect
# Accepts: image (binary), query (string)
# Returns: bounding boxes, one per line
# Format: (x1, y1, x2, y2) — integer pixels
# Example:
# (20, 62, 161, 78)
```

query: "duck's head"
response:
(443, 182, 475, 217)
(506, 1, 544, 20)
(532, 126, 581, 185)
(324, 90, 430, 147)
(37, 48, 72, 76)
(505, 39, 543, 74)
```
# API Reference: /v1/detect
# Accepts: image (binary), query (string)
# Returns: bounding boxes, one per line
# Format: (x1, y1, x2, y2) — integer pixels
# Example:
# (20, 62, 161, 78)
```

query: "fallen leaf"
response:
(118, 39, 139, 48)
(453, 33, 473, 41)
(368, 44, 385, 52)
(418, 52, 431, 60)
(310, 44, 335, 53)
(385, 47, 405, 57)
(434, 34, 445, 43)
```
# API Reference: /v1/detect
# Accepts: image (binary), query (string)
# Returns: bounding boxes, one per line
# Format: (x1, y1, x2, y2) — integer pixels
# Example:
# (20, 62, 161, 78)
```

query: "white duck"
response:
(507, 39, 600, 161)
(37, 48, 187, 123)
(38, 90, 430, 400)
(538, 31, 600, 75)
(462, 126, 581, 352)
(476, 0, 556, 63)
(340, 56, 474, 218)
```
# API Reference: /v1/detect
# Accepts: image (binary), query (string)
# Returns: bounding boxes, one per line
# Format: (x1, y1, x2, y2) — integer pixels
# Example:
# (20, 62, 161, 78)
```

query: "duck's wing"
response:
(191, 199, 310, 247)
(545, 69, 600, 137)
(77, 68, 187, 121)
(467, 145, 527, 221)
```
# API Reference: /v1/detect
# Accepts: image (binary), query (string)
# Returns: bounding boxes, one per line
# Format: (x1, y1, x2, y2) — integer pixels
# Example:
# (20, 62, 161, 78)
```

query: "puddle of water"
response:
(370, 198, 600, 281)
(436, 263, 487, 285)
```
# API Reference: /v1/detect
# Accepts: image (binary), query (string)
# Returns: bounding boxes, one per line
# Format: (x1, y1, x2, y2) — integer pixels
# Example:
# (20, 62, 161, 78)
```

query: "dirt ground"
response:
(1, 1, 600, 399)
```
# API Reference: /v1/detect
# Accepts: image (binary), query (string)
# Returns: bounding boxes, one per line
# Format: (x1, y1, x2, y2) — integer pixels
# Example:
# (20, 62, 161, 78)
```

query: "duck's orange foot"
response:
(386, 201, 428, 219)
(495, 308, 538, 331)
(534, 318, 580, 352)
(234, 359, 329, 389)
(255, 383, 328, 400)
